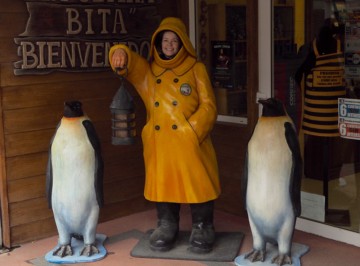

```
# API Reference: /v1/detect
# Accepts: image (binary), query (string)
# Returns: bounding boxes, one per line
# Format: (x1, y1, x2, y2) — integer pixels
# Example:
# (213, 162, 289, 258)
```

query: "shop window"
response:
(197, 0, 248, 124)
(273, 0, 360, 232)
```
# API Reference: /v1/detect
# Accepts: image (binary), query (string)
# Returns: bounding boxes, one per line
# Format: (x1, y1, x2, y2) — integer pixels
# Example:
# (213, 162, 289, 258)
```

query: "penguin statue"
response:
(242, 98, 302, 266)
(46, 101, 104, 257)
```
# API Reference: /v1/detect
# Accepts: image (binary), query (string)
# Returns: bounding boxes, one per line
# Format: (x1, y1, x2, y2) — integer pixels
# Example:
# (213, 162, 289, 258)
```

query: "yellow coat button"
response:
(155, 125, 160, 130)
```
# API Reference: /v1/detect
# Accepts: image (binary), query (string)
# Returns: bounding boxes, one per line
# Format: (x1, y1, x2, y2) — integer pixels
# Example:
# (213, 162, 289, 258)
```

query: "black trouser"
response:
(155, 202, 180, 224)
(152, 201, 215, 252)
(190, 200, 214, 226)
(155, 201, 214, 224)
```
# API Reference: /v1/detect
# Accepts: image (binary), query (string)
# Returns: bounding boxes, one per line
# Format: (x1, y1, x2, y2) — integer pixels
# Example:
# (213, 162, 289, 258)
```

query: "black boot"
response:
(149, 202, 180, 251)
(189, 200, 215, 253)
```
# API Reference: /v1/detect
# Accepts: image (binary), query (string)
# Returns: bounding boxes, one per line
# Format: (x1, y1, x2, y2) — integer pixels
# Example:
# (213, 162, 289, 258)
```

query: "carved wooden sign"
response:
(14, 0, 161, 75)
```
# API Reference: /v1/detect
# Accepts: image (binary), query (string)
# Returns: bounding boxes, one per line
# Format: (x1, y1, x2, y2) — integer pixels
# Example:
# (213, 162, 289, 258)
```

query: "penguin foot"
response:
(52, 244, 73, 257)
(80, 244, 100, 257)
(244, 249, 265, 262)
(271, 254, 292, 265)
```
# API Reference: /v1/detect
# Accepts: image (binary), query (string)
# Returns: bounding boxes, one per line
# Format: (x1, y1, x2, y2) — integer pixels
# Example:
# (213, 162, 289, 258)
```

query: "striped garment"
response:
(303, 38, 345, 137)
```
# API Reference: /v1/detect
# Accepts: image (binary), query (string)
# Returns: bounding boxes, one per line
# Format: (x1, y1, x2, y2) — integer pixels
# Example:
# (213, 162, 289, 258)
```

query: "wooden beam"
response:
(0, 85, 11, 247)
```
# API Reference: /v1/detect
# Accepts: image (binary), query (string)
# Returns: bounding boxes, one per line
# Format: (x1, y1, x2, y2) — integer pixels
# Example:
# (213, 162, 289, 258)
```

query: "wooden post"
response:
(0, 84, 10, 247)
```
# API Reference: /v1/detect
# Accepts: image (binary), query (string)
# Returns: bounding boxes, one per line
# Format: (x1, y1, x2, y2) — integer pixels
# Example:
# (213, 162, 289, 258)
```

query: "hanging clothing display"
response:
(303, 39, 346, 137)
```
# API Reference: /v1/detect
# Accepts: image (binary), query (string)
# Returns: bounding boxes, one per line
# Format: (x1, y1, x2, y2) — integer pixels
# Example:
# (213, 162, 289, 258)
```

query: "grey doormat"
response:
(130, 230, 244, 262)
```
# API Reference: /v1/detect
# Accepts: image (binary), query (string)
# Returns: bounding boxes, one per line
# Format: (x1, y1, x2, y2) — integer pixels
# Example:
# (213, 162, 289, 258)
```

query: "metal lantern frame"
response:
(110, 67, 136, 145)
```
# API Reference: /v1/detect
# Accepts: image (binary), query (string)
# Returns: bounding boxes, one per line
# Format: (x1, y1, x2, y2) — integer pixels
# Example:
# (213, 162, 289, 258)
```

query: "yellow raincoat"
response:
(109, 17, 220, 203)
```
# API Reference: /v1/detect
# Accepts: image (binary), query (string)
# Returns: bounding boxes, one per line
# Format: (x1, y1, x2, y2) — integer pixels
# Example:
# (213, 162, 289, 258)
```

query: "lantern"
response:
(110, 69, 136, 145)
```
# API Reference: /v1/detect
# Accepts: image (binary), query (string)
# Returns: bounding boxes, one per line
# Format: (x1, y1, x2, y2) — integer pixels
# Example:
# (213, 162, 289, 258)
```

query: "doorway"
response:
(194, 0, 259, 214)
(272, 0, 360, 245)
(195, 0, 258, 127)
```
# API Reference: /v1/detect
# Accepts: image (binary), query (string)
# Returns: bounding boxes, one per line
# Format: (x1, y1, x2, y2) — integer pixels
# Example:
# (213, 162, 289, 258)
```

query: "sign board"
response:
(14, 0, 161, 75)
(211, 41, 233, 89)
(312, 70, 344, 87)
(338, 97, 360, 140)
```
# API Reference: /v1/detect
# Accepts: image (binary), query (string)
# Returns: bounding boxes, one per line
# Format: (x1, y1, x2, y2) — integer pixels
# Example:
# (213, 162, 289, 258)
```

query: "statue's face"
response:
(161, 31, 180, 58)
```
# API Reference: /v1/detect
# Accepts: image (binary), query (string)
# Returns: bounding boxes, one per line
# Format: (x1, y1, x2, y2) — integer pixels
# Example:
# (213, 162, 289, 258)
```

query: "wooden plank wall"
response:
(0, 0, 252, 247)
(212, 124, 250, 216)
(0, 0, 153, 246)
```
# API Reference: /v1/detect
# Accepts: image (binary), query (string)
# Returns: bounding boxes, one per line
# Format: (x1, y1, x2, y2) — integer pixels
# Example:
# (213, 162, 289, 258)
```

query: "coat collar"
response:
(151, 49, 197, 77)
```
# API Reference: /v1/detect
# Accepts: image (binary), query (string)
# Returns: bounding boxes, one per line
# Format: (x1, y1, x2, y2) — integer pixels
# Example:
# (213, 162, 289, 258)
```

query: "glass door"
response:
(195, 0, 252, 125)
(273, 0, 360, 241)
(194, 0, 260, 217)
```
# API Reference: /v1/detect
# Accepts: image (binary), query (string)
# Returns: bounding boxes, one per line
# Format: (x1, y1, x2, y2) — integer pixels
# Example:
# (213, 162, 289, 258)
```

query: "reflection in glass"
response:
(197, 0, 248, 122)
(273, 0, 360, 233)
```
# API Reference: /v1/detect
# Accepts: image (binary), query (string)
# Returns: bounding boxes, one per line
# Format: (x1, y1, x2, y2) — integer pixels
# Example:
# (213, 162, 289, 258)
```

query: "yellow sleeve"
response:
(109, 44, 150, 92)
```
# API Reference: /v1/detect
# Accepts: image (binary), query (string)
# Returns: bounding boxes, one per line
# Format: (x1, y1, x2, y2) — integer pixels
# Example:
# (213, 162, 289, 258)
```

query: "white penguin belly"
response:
(247, 121, 293, 233)
(51, 120, 98, 232)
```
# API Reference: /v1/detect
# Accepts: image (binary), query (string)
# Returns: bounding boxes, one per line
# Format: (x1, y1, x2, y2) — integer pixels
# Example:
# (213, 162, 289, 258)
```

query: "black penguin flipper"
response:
(82, 120, 104, 208)
(241, 149, 249, 210)
(46, 121, 62, 209)
(284, 122, 303, 217)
